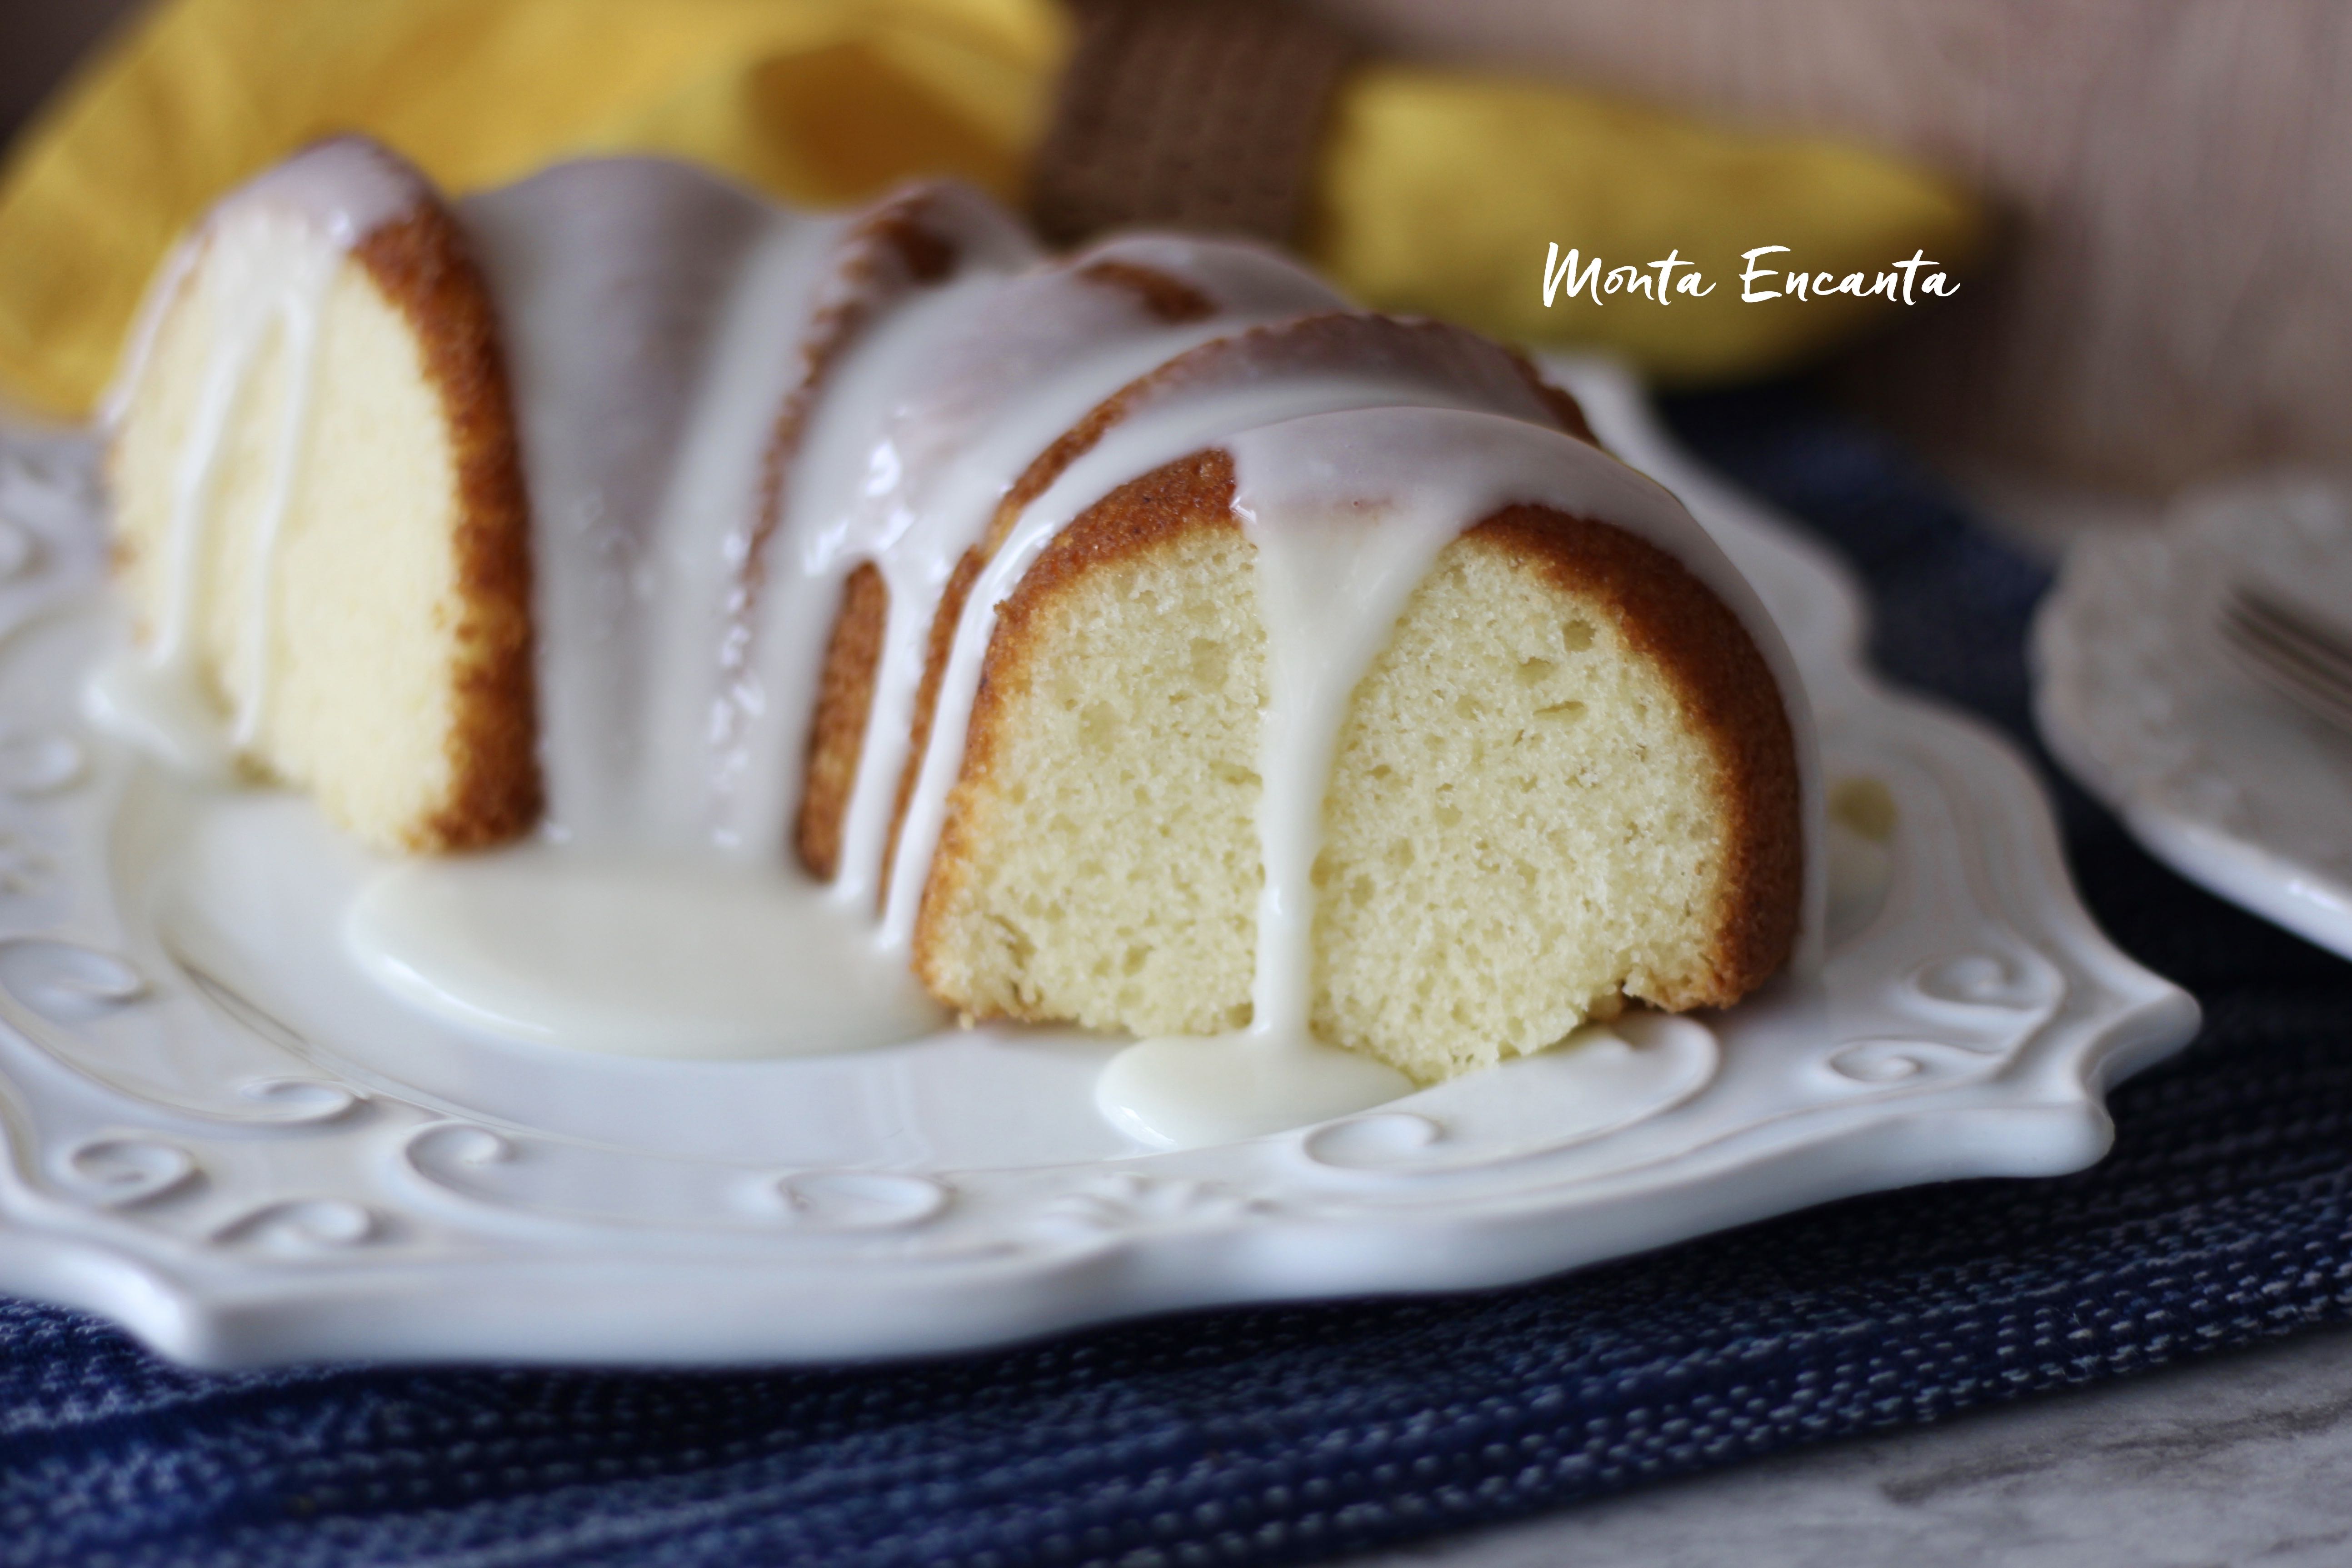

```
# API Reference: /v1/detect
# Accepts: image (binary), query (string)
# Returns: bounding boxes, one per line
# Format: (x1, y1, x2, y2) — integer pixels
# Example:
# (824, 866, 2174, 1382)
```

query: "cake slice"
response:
(911, 439, 1802, 1084)
(103, 139, 537, 851)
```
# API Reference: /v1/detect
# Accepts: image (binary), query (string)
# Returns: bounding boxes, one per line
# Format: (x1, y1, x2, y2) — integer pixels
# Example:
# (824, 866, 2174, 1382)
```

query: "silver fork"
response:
(2218, 584, 2352, 734)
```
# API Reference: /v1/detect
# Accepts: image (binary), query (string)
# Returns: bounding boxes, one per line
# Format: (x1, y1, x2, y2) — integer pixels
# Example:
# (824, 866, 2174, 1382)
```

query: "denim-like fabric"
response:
(5, 385, 2347, 1568)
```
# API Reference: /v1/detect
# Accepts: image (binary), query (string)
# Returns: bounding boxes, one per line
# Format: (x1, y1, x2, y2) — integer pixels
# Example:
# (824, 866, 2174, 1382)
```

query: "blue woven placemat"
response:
(7, 384, 2348, 1568)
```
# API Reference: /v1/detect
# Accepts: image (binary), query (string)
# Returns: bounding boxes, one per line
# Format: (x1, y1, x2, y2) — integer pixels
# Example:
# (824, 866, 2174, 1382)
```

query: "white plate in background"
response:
(2035, 477, 2352, 961)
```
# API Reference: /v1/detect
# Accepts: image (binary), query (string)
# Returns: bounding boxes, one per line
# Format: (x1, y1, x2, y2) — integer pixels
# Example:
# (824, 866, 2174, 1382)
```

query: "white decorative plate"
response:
(0, 361, 2197, 1368)
(2035, 477, 2352, 961)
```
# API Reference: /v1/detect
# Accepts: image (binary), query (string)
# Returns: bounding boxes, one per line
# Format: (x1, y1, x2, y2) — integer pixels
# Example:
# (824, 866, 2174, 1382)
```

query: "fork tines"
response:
(2219, 585, 2352, 734)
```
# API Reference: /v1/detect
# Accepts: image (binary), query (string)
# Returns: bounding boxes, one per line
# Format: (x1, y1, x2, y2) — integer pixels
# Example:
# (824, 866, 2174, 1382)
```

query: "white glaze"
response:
(99, 150, 1820, 1145)
(1089, 412, 1488, 1145)
(459, 158, 841, 846)
(711, 182, 1041, 860)
(369, 171, 1362, 1066)
(634, 209, 849, 845)
(345, 165, 1380, 1074)
(1095, 1033, 1413, 1147)
(345, 847, 939, 1058)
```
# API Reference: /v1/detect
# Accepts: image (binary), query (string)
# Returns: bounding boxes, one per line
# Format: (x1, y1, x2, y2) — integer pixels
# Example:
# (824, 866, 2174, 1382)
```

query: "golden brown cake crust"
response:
(795, 561, 886, 879)
(1516, 355, 1598, 445)
(1071, 259, 1218, 324)
(350, 202, 542, 852)
(912, 450, 1801, 1020)
(1463, 506, 1803, 1004)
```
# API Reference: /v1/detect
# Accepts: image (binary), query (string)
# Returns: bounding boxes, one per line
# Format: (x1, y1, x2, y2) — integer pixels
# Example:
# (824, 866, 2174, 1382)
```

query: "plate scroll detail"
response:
(392, 1120, 954, 1239)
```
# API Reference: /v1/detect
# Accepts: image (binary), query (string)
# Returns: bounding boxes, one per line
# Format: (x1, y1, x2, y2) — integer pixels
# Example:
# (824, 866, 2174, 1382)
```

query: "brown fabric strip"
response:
(1029, 0, 1360, 250)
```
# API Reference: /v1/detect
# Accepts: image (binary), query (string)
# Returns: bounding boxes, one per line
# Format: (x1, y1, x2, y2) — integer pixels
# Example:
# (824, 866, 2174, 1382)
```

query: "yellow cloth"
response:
(0, 0, 1982, 419)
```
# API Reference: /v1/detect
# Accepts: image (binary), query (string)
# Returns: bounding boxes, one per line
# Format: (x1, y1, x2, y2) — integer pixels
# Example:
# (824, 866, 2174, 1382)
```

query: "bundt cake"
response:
(95, 136, 1813, 1095)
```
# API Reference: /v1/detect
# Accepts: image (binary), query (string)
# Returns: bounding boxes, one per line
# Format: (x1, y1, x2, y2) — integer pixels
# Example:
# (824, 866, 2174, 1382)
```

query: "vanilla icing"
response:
(97, 148, 1820, 1147)
(346, 846, 938, 1058)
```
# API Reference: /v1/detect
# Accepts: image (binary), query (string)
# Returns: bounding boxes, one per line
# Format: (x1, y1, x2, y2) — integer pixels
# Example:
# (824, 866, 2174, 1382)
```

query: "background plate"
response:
(2034, 477, 2352, 961)
(0, 360, 2196, 1367)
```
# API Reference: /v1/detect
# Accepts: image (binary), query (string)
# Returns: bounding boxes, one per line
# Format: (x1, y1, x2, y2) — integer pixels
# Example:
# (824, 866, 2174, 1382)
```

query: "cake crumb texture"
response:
(915, 452, 1263, 1035)
(914, 453, 1799, 1080)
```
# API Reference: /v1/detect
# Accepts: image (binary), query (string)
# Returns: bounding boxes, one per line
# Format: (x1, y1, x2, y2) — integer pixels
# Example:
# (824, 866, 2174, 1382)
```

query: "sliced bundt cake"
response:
(98, 136, 1810, 1085)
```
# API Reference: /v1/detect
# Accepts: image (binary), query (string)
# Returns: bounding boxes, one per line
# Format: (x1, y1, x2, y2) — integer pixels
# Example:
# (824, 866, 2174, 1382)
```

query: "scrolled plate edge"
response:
(0, 373, 2197, 1367)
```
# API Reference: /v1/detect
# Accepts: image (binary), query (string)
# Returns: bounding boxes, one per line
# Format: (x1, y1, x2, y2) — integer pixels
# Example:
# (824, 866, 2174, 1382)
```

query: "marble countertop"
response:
(1356, 1322, 2352, 1567)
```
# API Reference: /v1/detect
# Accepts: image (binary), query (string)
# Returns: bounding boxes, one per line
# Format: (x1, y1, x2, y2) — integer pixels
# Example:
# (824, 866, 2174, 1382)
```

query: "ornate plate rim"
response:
(0, 359, 2198, 1367)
